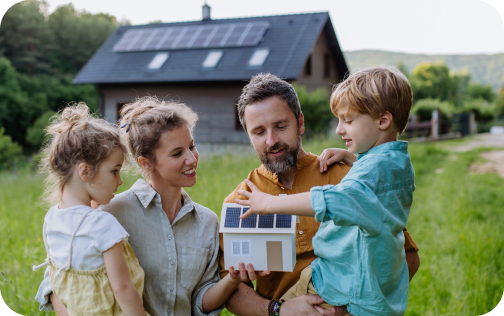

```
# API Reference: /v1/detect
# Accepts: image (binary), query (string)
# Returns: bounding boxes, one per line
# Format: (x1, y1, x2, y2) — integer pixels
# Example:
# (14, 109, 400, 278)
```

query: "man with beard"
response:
(219, 73, 420, 316)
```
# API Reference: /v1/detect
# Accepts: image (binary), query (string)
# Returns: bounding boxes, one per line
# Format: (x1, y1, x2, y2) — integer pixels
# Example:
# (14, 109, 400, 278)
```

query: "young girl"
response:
(33, 103, 149, 316)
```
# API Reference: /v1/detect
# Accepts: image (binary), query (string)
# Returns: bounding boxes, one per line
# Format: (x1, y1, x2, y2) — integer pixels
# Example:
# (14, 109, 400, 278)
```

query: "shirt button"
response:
(168, 235, 173, 240)
(167, 310, 171, 315)
(299, 230, 303, 235)
(170, 260, 175, 266)
(169, 286, 174, 291)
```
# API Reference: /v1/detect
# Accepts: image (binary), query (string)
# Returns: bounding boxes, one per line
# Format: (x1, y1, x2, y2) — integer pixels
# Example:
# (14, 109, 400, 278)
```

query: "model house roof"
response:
(73, 12, 348, 84)
(219, 203, 296, 234)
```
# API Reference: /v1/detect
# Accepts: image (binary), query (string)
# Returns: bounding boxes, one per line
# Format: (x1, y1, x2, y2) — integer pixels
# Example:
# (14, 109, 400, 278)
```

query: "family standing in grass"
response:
(34, 67, 420, 316)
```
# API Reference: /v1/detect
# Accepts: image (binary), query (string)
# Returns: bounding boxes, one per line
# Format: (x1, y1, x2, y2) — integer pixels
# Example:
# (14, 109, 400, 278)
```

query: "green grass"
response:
(1, 138, 503, 315)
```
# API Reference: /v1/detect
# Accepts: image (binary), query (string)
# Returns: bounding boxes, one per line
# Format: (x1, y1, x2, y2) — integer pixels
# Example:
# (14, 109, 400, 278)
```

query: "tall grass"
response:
(1, 139, 503, 315)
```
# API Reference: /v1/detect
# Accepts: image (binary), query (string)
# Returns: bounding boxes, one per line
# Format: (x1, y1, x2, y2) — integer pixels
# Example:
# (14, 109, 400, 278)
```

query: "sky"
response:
(0, 0, 503, 55)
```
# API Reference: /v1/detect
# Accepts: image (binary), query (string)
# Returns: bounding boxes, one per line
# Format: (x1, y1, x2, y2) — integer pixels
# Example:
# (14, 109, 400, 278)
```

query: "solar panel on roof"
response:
(240, 208, 257, 228)
(258, 214, 274, 228)
(224, 207, 241, 228)
(113, 22, 270, 52)
(275, 214, 292, 228)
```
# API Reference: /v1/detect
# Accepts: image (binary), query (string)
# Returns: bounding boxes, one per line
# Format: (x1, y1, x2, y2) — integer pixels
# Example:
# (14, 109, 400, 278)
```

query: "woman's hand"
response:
(235, 179, 274, 218)
(319, 148, 356, 172)
(228, 263, 270, 285)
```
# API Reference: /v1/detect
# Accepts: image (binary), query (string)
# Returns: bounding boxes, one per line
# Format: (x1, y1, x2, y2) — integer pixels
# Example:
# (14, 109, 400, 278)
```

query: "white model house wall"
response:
(223, 233, 296, 272)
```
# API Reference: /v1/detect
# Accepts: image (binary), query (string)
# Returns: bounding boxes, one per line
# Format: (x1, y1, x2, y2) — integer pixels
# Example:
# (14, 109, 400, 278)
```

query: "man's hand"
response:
(279, 295, 348, 316)
(228, 263, 270, 284)
(236, 179, 274, 217)
(319, 148, 357, 172)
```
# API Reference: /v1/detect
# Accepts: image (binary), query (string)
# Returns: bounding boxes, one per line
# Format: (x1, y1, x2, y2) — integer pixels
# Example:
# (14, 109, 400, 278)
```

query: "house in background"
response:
(220, 203, 296, 272)
(73, 5, 348, 144)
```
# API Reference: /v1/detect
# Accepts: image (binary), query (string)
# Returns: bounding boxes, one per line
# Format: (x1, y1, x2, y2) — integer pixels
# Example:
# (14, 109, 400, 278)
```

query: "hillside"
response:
(343, 50, 504, 90)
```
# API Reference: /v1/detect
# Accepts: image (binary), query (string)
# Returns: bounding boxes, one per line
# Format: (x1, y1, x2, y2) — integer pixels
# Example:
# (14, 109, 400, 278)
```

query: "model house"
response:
(220, 203, 296, 272)
(72, 5, 348, 144)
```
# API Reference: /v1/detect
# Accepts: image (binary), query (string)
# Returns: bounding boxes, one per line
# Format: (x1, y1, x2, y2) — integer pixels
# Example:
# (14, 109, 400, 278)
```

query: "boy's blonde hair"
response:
(331, 66, 413, 133)
(40, 103, 126, 206)
(119, 96, 198, 178)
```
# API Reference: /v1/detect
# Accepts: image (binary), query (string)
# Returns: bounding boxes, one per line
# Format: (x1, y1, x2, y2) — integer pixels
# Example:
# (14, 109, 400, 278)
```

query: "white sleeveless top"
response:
(43, 205, 129, 270)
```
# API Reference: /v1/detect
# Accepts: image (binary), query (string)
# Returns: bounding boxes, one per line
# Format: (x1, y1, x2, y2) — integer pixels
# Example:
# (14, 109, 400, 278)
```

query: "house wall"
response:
(223, 233, 296, 272)
(99, 82, 249, 144)
(295, 31, 340, 92)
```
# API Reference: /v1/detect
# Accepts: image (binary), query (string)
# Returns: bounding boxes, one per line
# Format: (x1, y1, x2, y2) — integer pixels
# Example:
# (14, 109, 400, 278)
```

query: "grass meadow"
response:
(1, 138, 503, 315)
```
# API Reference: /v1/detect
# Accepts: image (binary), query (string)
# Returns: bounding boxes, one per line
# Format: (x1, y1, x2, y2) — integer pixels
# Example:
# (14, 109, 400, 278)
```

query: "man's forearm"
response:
(225, 283, 269, 316)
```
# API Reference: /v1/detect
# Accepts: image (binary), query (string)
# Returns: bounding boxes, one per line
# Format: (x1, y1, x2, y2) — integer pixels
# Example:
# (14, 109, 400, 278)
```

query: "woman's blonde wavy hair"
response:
(39, 103, 125, 206)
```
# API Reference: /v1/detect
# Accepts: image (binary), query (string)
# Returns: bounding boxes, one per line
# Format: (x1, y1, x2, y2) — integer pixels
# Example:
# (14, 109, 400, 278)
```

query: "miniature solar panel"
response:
(224, 207, 241, 228)
(275, 214, 292, 228)
(258, 214, 274, 228)
(113, 22, 269, 52)
(240, 208, 257, 228)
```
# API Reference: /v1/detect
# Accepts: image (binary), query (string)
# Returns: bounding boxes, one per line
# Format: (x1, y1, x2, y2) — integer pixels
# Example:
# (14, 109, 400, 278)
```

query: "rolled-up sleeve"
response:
(191, 220, 224, 316)
(34, 266, 54, 311)
(310, 181, 386, 236)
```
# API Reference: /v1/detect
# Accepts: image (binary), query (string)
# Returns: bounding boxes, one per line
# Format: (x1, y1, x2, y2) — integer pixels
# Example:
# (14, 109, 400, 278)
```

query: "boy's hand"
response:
(319, 148, 357, 172)
(228, 263, 270, 285)
(236, 179, 273, 217)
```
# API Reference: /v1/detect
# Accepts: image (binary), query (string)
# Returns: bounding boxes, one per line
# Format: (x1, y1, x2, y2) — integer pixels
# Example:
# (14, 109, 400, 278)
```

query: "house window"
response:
(203, 50, 223, 68)
(248, 48, 270, 67)
(324, 53, 331, 78)
(231, 240, 252, 256)
(148, 52, 169, 69)
(305, 54, 312, 76)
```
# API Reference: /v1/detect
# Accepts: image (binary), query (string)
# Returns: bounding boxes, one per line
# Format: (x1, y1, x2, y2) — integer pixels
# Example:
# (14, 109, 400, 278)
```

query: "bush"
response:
(0, 128, 23, 169)
(460, 98, 498, 122)
(294, 84, 332, 138)
(26, 110, 55, 148)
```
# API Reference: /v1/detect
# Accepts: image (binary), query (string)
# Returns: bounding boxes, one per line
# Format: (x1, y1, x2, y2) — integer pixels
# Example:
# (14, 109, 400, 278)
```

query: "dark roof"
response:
(73, 12, 348, 84)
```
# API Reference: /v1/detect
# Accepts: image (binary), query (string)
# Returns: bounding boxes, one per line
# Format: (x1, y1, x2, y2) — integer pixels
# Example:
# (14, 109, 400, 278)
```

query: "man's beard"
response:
(257, 136, 302, 174)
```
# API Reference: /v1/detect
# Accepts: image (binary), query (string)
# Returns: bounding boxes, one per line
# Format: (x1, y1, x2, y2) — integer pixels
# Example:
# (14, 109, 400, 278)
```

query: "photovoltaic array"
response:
(113, 22, 270, 52)
(275, 214, 292, 228)
(241, 208, 257, 228)
(224, 206, 293, 229)
(258, 214, 275, 228)
(224, 207, 241, 228)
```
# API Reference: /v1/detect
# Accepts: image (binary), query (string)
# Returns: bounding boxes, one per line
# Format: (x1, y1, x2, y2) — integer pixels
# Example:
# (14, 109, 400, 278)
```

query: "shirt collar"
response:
(357, 141, 409, 160)
(130, 179, 201, 222)
(257, 152, 318, 183)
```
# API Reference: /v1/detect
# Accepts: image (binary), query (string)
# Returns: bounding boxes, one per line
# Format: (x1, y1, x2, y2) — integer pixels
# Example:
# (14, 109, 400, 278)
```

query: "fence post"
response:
(431, 109, 439, 141)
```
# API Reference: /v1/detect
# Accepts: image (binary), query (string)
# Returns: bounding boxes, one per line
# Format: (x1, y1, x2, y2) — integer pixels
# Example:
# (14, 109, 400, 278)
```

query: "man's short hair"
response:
(330, 66, 413, 134)
(237, 73, 301, 131)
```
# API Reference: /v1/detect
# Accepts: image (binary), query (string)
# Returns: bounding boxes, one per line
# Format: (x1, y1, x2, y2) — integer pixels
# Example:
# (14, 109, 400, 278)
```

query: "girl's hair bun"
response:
(47, 102, 90, 134)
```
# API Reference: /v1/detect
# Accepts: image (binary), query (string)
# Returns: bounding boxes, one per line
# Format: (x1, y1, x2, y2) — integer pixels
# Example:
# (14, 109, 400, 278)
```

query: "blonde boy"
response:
(236, 66, 415, 316)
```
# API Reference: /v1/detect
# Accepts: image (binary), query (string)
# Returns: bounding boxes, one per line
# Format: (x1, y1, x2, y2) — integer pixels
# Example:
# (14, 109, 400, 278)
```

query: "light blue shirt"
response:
(310, 141, 415, 316)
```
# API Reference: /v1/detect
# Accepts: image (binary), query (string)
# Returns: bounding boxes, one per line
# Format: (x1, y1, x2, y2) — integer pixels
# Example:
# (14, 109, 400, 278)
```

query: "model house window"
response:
(148, 52, 169, 69)
(324, 53, 331, 78)
(231, 240, 252, 256)
(305, 54, 312, 76)
(248, 48, 270, 67)
(203, 50, 223, 68)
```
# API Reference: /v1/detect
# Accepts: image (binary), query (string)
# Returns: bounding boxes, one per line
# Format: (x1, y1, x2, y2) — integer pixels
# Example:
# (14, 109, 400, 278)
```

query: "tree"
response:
(0, 0, 53, 76)
(294, 85, 332, 137)
(47, 4, 118, 75)
(410, 62, 469, 106)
